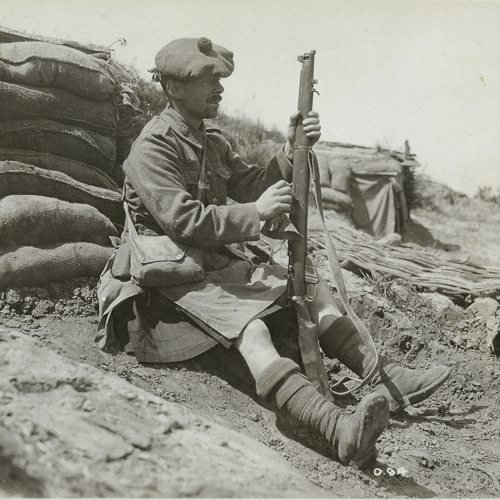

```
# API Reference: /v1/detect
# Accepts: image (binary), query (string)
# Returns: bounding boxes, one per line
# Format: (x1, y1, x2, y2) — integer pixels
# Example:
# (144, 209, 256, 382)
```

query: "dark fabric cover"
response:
(0, 195, 118, 247)
(315, 146, 410, 237)
(0, 119, 116, 173)
(0, 242, 113, 289)
(350, 159, 409, 238)
(350, 170, 409, 238)
(0, 81, 117, 135)
(0, 149, 119, 191)
(0, 41, 116, 100)
(0, 161, 123, 226)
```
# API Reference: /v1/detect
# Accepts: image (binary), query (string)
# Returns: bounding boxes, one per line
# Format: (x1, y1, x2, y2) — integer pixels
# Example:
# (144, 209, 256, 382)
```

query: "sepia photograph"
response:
(0, 0, 499, 497)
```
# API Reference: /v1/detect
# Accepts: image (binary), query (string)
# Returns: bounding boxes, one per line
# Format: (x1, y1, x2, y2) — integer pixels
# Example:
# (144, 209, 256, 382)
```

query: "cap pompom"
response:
(197, 37, 213, 53)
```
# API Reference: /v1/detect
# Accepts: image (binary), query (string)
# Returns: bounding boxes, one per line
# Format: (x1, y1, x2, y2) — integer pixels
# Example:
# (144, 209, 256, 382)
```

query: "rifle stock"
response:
(288, 51, 333, 400)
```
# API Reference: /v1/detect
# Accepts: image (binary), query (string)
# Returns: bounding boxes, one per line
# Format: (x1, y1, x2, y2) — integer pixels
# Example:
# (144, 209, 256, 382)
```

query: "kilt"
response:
(96, 253, 294, 363)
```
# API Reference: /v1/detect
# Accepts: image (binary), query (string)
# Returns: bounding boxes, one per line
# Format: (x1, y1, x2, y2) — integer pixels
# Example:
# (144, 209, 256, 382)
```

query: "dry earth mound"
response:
(0, 326, 323, 498)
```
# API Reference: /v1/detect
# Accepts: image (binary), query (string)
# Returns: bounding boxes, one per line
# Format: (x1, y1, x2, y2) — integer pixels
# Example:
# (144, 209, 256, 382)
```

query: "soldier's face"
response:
(177, 75, 224, 120)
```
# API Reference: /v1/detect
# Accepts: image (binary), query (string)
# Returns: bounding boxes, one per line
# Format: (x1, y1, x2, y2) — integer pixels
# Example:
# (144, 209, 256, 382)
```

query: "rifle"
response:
(288, 50, 333, 400)
(288, 51, 380, 399)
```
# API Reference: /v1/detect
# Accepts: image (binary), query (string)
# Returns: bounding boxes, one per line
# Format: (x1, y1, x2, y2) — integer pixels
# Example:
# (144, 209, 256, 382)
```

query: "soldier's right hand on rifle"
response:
(255, 180, 294, 221)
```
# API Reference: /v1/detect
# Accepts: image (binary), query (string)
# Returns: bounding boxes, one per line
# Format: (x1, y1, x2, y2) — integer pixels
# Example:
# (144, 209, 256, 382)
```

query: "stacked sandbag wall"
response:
(314, 147, 354, 213)
(0, 35, 145, 290)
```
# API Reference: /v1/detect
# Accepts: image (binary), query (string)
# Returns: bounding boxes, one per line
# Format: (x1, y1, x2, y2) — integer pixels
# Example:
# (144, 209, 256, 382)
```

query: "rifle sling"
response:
(307, 149, 380, 396)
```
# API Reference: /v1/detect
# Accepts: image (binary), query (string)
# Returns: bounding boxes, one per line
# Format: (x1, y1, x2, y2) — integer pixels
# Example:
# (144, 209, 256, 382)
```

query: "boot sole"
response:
(352, 394, 390, 469)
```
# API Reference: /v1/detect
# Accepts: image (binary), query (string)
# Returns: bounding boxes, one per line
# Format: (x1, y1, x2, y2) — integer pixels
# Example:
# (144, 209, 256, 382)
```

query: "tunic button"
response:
(213, 197, 219, 204)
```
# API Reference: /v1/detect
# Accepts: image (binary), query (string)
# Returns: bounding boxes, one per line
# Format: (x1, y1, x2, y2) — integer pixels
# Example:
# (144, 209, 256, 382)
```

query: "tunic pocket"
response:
(182, 161, 201, 186)
(211, 160, 232, 180)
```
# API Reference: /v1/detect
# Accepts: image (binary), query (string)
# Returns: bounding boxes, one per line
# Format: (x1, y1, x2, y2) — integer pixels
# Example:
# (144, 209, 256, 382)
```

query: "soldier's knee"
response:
(244, 318, 270, 337)
(234, 319, 272, 351)
(234, 320, 280, 378)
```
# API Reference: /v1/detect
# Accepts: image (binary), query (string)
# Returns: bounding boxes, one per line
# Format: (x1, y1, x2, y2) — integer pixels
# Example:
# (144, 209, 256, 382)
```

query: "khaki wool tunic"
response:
(95, 106, 295, 363)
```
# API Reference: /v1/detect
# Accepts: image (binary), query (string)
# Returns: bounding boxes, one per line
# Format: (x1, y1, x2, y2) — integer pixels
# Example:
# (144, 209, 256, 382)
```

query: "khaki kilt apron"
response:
(95, 246, 292, 363)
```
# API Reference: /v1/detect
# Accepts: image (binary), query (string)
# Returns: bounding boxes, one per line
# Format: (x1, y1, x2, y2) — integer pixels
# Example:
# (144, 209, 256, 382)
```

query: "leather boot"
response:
(320, 316, 452, 407)
(256, 358, 389, 468)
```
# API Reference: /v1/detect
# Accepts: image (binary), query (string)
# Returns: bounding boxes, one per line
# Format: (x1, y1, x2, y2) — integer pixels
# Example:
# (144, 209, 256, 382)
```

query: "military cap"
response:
(153, 37, 234, 81)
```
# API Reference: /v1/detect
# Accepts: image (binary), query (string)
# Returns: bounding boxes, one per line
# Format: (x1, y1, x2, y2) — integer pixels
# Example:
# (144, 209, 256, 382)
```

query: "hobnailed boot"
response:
(256, 357, 389, 468)
(320, 316, 452, 408)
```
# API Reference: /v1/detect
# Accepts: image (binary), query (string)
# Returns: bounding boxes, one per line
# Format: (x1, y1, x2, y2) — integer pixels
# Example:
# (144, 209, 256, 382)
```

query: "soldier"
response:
(96, 37, 451, 468)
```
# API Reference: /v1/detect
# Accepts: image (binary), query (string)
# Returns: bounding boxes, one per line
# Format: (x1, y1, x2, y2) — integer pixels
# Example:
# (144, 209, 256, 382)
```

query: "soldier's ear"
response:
(165, 79, 184, 99)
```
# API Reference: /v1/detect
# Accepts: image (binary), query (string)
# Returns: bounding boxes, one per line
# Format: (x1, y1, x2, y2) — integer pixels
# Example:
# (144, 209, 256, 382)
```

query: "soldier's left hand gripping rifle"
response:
(288, 51, 380, 400)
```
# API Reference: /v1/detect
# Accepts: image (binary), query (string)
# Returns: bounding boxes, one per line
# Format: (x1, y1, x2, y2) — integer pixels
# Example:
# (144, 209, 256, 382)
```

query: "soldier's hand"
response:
(286, 110, 322, 149)
(255, 180, 294, 221)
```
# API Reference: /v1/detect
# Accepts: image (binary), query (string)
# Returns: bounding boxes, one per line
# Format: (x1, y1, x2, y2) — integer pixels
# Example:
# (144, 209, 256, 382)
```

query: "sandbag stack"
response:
(314, 145, 354, 212)
(0, 29, 145, 289)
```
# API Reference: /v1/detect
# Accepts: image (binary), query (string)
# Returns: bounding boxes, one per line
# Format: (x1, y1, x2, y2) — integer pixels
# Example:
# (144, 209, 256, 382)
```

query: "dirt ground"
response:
(2, 190, 500, 498)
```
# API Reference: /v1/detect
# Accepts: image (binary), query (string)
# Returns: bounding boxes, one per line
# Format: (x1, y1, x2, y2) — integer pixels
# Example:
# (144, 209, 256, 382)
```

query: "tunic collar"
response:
(160, 105, 206, 150)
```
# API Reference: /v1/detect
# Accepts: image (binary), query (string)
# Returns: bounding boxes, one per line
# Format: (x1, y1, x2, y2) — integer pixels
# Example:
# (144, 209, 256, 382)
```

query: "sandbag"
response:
(0, 81, 117, 135)
(351, 159, 402, 175)
(115, 136, 135, 173)
(0, 149, 119, 191)
(117, 114, 146, 137)
(0, 162, 123, 226)
(0, 119, 116, 173)
(316, 152, 352, 194)
(0, 41, 116, 100)
(0, 242, 114, 289)
(109, 163, 126, 188)
(330, 167, 352, 194)
(0, 25, 112, 58)
(0, 195, 118, 247)
(317, 157, 332, 187)
(107, 60, 135, 83)
(319, 187, 353, 212)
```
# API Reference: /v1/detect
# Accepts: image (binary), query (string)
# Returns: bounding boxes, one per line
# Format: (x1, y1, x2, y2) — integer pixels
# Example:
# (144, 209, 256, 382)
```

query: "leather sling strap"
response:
(308, 149, 380, 396)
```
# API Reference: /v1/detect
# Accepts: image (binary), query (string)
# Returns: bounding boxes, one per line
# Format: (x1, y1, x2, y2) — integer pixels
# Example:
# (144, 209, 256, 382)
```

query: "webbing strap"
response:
(308, 149, 380, 396)
(196, 135, 208, 202)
